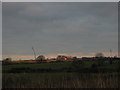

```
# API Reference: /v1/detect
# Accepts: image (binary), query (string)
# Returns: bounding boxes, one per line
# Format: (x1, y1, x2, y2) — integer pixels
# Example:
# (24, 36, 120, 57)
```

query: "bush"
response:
(91, 63, 98, 68)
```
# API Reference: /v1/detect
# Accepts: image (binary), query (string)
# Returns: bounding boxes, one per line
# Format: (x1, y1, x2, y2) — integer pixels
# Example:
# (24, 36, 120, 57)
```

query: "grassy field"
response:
(2, 62, 72, 71)
(2, 61, 119, 73)
(3, 72, 119, 88)
(2, 60, 120, 88)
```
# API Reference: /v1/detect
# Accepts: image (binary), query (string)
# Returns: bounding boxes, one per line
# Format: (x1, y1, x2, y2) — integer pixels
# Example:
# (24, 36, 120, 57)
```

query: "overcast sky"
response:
(2, 2, 118, 59)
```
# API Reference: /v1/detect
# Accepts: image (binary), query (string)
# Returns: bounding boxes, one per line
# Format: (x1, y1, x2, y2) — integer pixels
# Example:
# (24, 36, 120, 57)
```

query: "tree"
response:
(95, 53, 104, 58)
(3, 58, 12, 62)
(36, 55, 45, 63)
(95, 53, 105, 66)
(72, 57, 77, 60)
(3, 58, 12, 64)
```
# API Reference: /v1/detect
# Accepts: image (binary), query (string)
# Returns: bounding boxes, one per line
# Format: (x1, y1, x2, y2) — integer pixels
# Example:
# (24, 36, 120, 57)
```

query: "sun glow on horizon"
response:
(2, 52, 118, 60)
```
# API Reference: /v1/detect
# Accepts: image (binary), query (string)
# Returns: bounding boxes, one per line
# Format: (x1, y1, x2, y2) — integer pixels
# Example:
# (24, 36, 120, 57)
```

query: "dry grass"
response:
(2, 72, 119, 88)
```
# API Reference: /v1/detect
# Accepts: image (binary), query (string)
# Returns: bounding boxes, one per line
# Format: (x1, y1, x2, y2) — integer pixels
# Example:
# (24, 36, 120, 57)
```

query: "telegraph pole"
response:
(110, 49, 112, 57)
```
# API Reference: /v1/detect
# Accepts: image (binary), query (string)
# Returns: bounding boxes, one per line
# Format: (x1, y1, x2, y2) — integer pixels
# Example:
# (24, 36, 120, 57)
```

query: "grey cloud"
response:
(2, 2, 118, 58)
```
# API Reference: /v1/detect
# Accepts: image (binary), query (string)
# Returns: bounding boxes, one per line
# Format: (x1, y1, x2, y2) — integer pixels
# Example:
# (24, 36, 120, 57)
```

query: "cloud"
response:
(2, 2, 118, 59)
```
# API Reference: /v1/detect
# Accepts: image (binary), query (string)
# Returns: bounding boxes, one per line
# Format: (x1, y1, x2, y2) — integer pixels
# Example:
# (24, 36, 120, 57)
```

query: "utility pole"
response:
(110, 49, 112, 57)
(32, 46, 36, 60)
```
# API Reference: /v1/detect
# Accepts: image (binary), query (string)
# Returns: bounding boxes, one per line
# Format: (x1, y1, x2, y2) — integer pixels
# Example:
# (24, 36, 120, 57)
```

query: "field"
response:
(2, 60, 120, 88)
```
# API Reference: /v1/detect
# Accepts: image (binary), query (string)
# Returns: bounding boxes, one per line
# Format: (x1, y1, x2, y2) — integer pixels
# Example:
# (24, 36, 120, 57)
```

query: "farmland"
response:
(2, 60, 120, 88)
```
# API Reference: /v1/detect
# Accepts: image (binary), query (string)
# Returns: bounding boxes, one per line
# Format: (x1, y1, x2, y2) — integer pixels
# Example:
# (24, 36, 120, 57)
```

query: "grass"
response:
(2, 62, 72, 71)
(2, 60, 119, 88)
(3, 61, 119, 72)
(3, 72, 119, 88)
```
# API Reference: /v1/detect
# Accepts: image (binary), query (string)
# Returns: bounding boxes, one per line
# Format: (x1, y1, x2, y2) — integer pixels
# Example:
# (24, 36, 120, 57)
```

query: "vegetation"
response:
(2, 60, 119, 73)
(95, 52, 104, 58)
(2, 59, 120, 88)
(3, 72, 119, 88)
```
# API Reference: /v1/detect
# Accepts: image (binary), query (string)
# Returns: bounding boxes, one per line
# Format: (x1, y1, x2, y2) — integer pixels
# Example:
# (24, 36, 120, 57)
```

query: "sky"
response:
(2, 2, 118, 60)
